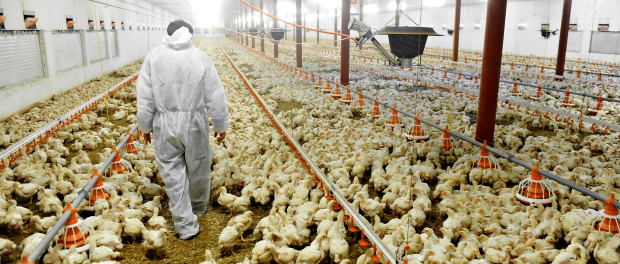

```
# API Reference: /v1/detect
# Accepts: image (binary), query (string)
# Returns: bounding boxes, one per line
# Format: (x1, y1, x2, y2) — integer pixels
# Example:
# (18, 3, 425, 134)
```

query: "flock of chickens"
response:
(0, 36, 619, 264)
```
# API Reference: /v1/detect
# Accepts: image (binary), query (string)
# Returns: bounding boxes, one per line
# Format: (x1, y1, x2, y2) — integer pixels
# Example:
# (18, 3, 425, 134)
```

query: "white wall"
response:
(283, 0, 620, 61)
(0, 0, 178, 121)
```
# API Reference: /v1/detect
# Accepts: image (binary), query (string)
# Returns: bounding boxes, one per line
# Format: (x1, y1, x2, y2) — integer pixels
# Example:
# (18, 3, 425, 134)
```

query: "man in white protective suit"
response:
(136, 20, 229, 240)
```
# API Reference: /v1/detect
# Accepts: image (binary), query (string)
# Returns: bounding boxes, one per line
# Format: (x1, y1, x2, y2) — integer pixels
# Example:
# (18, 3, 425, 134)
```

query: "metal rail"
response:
(26, 125, 139, 262)
(228, 37, 620, 211)
(0, 74, 138, 167)
(216, 39, 400, 264)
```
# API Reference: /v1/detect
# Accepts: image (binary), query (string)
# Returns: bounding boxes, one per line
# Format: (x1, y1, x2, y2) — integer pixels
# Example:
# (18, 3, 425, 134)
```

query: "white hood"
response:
(162, 26, 193, 50)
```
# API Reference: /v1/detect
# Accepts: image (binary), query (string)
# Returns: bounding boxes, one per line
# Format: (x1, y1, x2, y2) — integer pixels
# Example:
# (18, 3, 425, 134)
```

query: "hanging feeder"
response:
(53, 203, 93, 253)
(322, 80, 333, 94)
(515, 161, 556, 205)
(110, 147, 133, 174)
(587, 95, 604, 115)
(359, 231, 371, 246)
(348, 217, 360, 232)
(510, 81, 522, 96)
(356, 90, 365, 106)
(475, 141, 499, 169)
(125, 132, 140, 155)
(559, 88, 574, 107)
(314, 75, 323, 89)
(593, 193, 619, 233)
(330, 84, 343, 99)
(441, 125, 453, 151)
(83, 171, 115, 213)
(531, 85, 543, 101)
(339, 86, 354, 104)
(368, 97, 381, 119)
(403, 114, 429, 141)
(385, 105, 403, 127)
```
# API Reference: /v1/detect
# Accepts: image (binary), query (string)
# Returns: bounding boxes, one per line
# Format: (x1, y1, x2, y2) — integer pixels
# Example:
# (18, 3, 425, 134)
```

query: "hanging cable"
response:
(92, 0, 113, 148)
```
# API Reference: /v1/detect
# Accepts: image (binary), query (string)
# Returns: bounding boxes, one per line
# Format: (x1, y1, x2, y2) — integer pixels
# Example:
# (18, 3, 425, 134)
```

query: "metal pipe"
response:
(260, 0, 265, 53)
(341, 0, 350, 86)
(273, 0, 279, 58)
(453, 0, 461, 62)
(28, 125, 139, 262)
(245, 2, 249, 46)
(296, 0, 302, 68)
(360, 0, 364, 22)
(316, 3, 319, 43)
(251, 0, 256, 49)
(334, 8, 338, 47)
(371, 38, 399, 65)
(303, 13, 307, 43)
(395, 0, 401, 27)
(555, 0, 572, 76)
(475, 0, 507, 146)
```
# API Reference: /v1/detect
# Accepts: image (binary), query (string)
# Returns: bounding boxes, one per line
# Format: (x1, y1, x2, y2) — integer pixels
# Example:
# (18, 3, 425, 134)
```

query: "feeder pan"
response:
(441, 126, 453, 150)
(322, 81, 333, 94)
(339, 87, 354, 104)
(587, 95, 603, 115)
(515, 161, 556, 205)
(356, 91, 365, 106)
(560, 89, 574, 107)
(53, 203, 92, 253)
(531, 86, 543, 101)
(379, 27, 442, 68)
(83, 171, 115, 213)
(594, 193, 619, 233)
(314, 76, 323, 89)
(110, 147, 133, 174)
(385, 105, 403, 127)
(330, 84, 343, 99)
(510, 81, 522, 96)
(269, 28, 287, 43)
(125, 133, 140, 155)
(476, 141, 499, 169)
(404, 114, 429, 141)
(367, 97, 381, 118)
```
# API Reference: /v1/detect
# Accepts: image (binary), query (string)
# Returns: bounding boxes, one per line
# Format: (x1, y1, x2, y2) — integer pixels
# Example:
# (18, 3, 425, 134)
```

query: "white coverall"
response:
(136, 27, 229, 239)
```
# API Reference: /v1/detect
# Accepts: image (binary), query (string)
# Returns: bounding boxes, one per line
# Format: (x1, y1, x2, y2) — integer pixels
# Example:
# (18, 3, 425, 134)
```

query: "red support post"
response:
(296, 0, 302, 68)
(453, 0, 461, 62)
(555, 0, 572, 76)
(341, 0, 350, 86)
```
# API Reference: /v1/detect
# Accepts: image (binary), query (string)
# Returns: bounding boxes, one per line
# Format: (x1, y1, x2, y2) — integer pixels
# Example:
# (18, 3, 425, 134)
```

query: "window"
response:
(0, 31, 44, 88)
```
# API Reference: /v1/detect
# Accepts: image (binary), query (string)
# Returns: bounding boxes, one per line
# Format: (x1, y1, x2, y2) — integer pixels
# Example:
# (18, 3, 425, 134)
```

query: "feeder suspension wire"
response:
(92, 0, 113, 148)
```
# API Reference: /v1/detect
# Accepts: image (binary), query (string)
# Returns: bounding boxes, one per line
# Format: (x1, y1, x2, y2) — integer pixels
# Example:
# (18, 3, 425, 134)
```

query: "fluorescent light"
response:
(191, 0, 222, 27)
(423, 0, 445, 8)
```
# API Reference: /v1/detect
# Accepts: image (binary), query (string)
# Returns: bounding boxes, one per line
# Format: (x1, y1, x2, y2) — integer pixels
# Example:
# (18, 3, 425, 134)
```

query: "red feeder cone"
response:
(56, 203, 92, 253)
(531, 85, 543, 101)
(84, 171, 115, 213)
(322, 80, 332, 93)
(515, 161, 556, 205)
(560, 88, 574, 107)
(356, 90, 365, 106)
(441, 126, 453, 151)
(595, 193, 619, 233)
(587, 95, 604, 115)
(385, 105, 403, 127)
(125, 132, 140, 155)
(404, 114, 429, 141)
(339, 86, 354, 104)
(510, 81, 522, 96)
(110, 147, 133, 174)
(476, 141, 499, 169)
(368, 97, 381, 119)
(330, 84, 343, 99)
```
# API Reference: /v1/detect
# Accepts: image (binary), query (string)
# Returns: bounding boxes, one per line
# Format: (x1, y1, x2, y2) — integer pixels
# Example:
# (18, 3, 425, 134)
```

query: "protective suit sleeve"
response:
(136, 53, 156, 133)
(203, 56, 230, 133)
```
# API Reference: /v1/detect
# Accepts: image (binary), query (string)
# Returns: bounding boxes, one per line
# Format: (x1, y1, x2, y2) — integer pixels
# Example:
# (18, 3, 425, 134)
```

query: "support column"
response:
(395, 0, 401, 27)
(453, 0, 461, 61)
(475, 0, 508, 146)
(303, 14, 307, 42)
(316, 4, 320, 43)
(334, 8, 338, 47)
(274, 0, 279, 58)
(296, 0, 302, 68)
(251, 0, 255, 49)
(360, 0, 364, 21)
(555, 0, 572, 76)
(245, 3, 249, 46)
(260, 0, 265, 53)
(341, 0, 350, 86)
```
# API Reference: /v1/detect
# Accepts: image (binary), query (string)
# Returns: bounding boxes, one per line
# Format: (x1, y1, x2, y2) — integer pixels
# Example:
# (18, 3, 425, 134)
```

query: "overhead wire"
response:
(92, 0, 113, 148)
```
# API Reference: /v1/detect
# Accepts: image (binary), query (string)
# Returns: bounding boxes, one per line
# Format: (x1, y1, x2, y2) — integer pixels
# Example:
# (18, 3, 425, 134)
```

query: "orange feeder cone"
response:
(330, 84, 343, 99)
(314, 76, 323, 89)
(595, 193, 619, 233)
(510, 81, 522, 96)
(476, 141, 498, 169)
(356, 90, 365, 106)
(531, 85, 543, 101)
(587, 95, 604, 115)
(359, 231, 371, 246)
(110, 147, 133, 174)
(322, 80, 333, 93)
(125, 132, 140, 155)
(339, 86, 354, 104)
(515, 161, 556, 205)
(560, 88, 574, 107)
(385, 105, 403, 127)
(57, 203, 92, 253)
(404, 114, 429, 141)
(368, 97, 381, 119)
(441, 126, 453, 151)
(84, 171, 114, 212)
